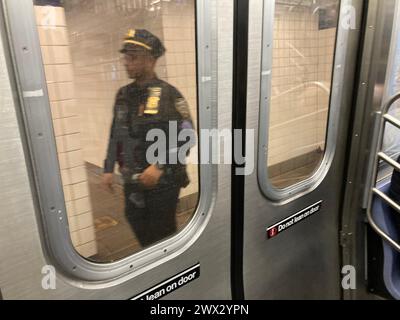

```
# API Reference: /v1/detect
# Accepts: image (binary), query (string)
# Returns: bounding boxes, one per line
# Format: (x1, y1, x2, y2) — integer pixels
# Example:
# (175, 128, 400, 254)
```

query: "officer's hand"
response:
(139, 165, 164, 189)
(102, 173, 115, 193)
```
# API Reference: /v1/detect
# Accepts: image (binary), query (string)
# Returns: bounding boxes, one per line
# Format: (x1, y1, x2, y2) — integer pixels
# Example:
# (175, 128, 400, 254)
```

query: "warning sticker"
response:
(131, 264, 200, 300)
(267, 201, 323, 239)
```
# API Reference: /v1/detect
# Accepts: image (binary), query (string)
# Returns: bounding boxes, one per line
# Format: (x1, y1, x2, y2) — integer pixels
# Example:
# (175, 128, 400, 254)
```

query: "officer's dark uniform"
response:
(389, 156, 400, 230)
(104, 29, 194, 248)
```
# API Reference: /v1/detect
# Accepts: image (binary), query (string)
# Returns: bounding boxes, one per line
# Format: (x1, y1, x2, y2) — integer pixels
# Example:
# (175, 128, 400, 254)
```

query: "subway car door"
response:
(0, 0, 235, 300)
(241, 0, 364, 299)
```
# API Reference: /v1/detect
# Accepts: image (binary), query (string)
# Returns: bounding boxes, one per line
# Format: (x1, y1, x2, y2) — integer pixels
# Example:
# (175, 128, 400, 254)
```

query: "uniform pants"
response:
(389, 191, 400, 231)
(124, 184, 180, 248)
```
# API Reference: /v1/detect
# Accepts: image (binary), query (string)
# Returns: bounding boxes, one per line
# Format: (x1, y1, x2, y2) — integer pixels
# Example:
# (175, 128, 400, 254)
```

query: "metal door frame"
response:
(242, 0, 364, 299)
(341, 0, 399, 300)
(0, 0, 234, 299)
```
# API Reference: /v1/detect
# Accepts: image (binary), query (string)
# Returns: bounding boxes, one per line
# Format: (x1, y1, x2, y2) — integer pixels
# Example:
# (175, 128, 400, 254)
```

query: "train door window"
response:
(30, 0, 199, 263)
(259, 0, 343, 199)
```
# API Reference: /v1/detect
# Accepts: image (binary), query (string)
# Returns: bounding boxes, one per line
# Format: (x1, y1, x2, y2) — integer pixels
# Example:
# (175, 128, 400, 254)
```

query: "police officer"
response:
(103, 29, 194, 248)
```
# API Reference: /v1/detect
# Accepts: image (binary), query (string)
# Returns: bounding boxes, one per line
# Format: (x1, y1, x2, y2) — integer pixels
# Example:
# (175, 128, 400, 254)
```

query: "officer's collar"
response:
(131, 77, 162, 89)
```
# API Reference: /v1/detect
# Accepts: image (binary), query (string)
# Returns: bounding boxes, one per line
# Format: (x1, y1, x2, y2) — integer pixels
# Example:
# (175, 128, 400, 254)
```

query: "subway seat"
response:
(372, 181, 400, 300)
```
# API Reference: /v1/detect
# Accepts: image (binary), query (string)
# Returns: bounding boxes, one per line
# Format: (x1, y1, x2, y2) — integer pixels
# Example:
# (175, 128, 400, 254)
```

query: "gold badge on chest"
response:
(144, 87, 162, 115)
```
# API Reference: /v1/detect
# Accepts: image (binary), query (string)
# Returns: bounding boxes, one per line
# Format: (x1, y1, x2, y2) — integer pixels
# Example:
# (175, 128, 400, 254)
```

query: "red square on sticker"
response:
(268, 227, 278, 238)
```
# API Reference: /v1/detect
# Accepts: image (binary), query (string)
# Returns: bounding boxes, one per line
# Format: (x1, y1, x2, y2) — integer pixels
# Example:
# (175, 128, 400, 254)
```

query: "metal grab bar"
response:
(378, 152, 400, 172)
(383, 92, 400, 114)
(372, 188, 400, 216)
(384, 114, 400, 131)
(367, 92, 400, 254)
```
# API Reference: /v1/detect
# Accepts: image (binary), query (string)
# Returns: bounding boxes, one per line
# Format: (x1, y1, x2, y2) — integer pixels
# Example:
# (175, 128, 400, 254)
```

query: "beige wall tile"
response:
(65, 201, 76, 218)
(41, 45, 72, 65)
(70, 230, 80, 247)
(74, 197, 91, 215)
(68, 215, 79, 232)
(76, 212, 95, 230)
(63, 185, 73, 202)
(58, 152, 69, 170)
(35, 6, 66, 27)
(55, 136, 65, 153)
(50, 100, 77, 119)
(66, 149, 84, 168)
(75, 241, 97, 258)
(57, 134, 81, 153)
(68, 166, 87, 185)
(63, 133, 82, 152)
(38, 26, 69, 46)
(35, 5, 98, 257)
(47, 82, 74, 101)
(53, 117, 80, 137)
(44, 64, 74, 83)
(61, 169, 71, 186)
(78, 226, 96, 245)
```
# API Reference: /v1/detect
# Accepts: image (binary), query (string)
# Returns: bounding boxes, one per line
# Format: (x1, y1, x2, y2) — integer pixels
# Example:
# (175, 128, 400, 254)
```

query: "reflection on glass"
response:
(377, 103, 400, 181)
(267, 0, 340, 189)
(33, 0, 199, 262)
(383, 102, 400, 157)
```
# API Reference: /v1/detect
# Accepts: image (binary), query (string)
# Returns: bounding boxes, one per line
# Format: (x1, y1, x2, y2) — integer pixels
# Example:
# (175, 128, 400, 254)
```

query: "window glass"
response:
(378, 102, 400, 182)
(33, 0, 199, 262)
(267, 0, 340, 189)
(383, 104, 400, 157)
(379, 19, 400, 180)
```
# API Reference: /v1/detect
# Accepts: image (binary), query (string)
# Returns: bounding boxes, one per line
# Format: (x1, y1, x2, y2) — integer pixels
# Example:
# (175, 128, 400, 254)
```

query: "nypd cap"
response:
(120, 29, 166, 59)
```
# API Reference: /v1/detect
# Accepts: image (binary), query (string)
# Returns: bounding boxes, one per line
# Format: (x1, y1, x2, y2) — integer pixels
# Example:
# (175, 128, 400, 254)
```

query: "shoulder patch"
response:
(175, 97, 191, 120)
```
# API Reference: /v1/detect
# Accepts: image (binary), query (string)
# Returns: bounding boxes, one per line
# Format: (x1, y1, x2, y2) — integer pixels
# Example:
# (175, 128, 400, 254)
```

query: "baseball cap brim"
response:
(120, 43, 152, 54)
